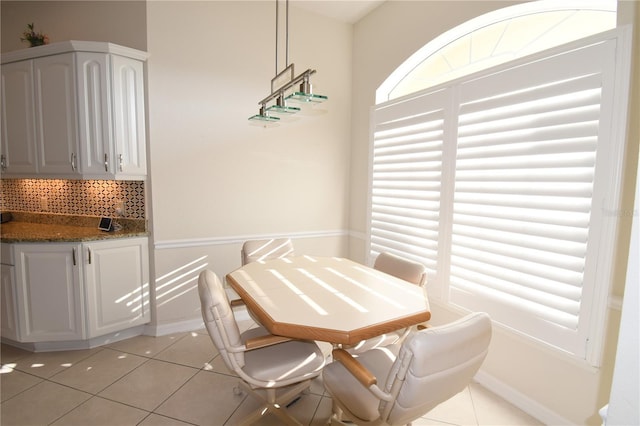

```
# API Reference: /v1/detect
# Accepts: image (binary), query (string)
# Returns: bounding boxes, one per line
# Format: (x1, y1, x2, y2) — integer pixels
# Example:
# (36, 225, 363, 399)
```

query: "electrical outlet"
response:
(115, 199, 125, 216)
(40, 197, 48, 211)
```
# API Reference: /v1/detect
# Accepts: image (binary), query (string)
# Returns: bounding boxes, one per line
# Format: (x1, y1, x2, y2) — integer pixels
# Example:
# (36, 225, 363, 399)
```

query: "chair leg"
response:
(235, 380, 310, 425)
(331, 400, 345, 423)
(266, 388, 301, 426)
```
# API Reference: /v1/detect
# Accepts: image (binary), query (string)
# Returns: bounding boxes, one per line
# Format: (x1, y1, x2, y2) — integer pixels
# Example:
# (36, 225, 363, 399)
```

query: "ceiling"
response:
(292, 0, 385, 24)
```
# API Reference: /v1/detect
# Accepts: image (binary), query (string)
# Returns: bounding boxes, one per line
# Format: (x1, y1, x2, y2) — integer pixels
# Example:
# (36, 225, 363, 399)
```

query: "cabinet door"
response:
(0, 60, 38, 174)
(13, 244, 85, 342)
(76, 52, 113, 177)
(1, 264, 19, 341)
(33, 53, 80, 175)
(111, 55, 146, 177)
(84, 238, 149, 337)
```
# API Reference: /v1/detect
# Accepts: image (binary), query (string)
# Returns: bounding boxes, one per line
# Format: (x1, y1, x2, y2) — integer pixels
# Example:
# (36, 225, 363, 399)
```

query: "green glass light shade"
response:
(248, 113, 280, 122)
(286, 92, 328, 103)
(266, 104, 301, 115)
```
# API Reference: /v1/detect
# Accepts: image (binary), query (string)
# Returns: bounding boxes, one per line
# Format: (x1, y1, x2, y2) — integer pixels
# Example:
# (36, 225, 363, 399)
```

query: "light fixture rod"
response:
(274, 0, 291, 78)
(250, 0, 326, 121)
(275, 0, 279, 75)
(285, 0, 289, 68)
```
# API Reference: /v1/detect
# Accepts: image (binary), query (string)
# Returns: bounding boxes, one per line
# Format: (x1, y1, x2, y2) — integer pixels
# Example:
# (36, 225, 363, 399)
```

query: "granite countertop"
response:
(0, 212, 148, 243)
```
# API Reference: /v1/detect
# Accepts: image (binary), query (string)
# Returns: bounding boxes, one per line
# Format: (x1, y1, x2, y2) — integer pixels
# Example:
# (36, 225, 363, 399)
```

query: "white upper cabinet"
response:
(34, 53, 80, 175)
(1, 60, 38, 174)
(76, 52, 111, 176)
(110, 54, 146, 177)
(1, 41, 148, 179)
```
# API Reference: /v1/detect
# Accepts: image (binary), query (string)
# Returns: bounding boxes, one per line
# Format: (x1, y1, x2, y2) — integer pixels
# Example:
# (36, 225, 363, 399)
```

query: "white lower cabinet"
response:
(1, 262, 19, 341)
(8, 237, 149, 343)
(84, 238, 149, 337)
(13, 243, 84, 342)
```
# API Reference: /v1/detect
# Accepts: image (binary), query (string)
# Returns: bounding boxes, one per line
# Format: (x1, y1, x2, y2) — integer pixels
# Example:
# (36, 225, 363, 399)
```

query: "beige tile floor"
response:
(1, 320, 542, 426)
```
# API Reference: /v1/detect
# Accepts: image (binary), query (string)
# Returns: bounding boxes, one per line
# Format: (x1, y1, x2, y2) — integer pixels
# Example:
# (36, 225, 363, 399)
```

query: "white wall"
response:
(145, 1, 353, 327)
(350, 1, 639, 424)
(605, 151, 639, 425)
(605, 2, 640, 424)
(147, 1, 352, 241)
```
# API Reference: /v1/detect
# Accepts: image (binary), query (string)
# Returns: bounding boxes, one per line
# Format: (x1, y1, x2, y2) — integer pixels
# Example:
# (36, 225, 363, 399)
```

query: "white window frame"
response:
(367, 28, 632, 366)
(376, 0, 617, 104)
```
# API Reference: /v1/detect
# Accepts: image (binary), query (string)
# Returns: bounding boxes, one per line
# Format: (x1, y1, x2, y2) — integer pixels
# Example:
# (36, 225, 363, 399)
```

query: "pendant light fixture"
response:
(248, 0, 327, 123)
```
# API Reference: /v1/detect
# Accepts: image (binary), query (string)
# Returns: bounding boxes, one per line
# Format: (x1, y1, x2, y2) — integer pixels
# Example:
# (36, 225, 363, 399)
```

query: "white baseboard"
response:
(145, 318, 204, 336)
(475, 369, 573, 425)
(1, 325, 147, 352)
(145, 308, 251, 337)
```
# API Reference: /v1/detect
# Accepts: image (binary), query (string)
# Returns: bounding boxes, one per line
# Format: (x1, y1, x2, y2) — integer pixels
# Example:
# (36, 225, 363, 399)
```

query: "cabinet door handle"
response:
(71, 153, 77, 171)
(104, 153, 109, 172)
(72, 248, 77, 266)
(118, 154, 123, 172)
(0, 154, 6, 171)
(87, 247, 92, 264)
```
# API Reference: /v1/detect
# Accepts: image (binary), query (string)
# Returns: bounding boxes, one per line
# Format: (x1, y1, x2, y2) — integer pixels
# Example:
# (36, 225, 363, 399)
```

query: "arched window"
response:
(369, 0, 630, 365)
(377, 0, 616, 103)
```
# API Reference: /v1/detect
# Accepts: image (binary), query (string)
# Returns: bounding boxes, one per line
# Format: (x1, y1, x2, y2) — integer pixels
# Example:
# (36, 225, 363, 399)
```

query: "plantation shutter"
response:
(369, 31, 628, 360)
(449, 40, 617, 356)
(370, 88, 449, 275)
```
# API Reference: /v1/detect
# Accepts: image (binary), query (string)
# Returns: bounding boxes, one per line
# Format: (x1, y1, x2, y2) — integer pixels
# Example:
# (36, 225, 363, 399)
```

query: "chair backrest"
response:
(373, 252, 427, 287)
(381, 312, 492, 425)
(198, 269, 245, 369)
(241, 238, 295, 265)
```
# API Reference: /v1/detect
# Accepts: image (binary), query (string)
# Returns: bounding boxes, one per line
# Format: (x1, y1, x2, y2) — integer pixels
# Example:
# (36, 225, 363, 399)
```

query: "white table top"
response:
(226, 256, 431, 345)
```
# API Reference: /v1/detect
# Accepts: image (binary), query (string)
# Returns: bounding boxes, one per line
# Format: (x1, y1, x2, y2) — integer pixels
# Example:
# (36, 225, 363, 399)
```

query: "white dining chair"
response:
(241, 238, 295, 265)
(198, 269, 325, 425)
(347, 252, 428, 354)
(237, 237, 296, 327)
(323, 312, 492, 426)
(373, 252, 427, 287)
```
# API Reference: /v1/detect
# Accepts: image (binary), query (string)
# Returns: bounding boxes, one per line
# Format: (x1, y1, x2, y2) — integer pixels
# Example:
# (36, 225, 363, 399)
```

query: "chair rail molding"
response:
(153, 229, 348, 250)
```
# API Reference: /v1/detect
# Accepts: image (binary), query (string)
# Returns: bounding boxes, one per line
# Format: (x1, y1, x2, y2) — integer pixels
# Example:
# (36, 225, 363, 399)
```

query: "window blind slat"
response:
(449, 224, 587, 258)
(450, 245, 585, 288)
(454, 203, 590, 228)
(453, 192, 591, 213)
(452, 234, 586, 272)
(458, 122, 600, 148)
(450, 276, 580, 329)
(455, 181, 593, 197)
(458, 103, 601, 138)
(456, 137, 597, 159)
(455, 167, 594, 182)
(459, 80, 602, 124)
(455, 152, 596, 171)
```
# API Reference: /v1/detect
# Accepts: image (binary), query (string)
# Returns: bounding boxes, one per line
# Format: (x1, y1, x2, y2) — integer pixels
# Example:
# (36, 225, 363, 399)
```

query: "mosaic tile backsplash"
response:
(0, 179, 145, 220)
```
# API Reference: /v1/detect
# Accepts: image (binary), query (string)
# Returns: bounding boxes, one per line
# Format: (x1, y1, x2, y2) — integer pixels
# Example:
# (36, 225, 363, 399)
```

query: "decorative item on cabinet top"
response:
(20, 22, 49, 47)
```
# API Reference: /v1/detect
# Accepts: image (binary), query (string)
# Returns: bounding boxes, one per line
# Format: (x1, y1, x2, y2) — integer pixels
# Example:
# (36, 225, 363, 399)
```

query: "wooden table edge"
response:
(226, 272, 431, 345)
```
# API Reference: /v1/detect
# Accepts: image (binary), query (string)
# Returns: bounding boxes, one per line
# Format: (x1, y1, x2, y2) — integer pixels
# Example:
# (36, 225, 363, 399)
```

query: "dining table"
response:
(225, 255, 431, 345)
